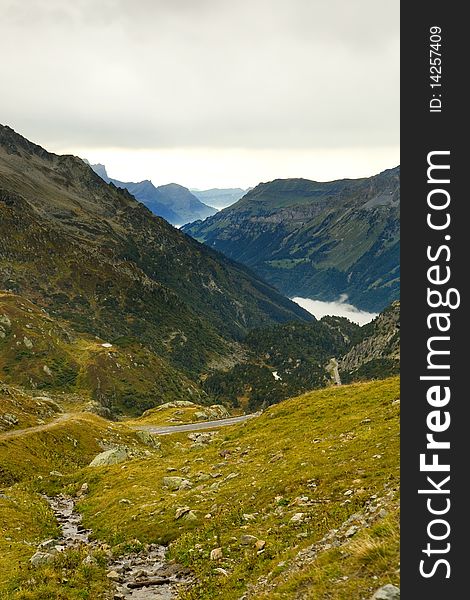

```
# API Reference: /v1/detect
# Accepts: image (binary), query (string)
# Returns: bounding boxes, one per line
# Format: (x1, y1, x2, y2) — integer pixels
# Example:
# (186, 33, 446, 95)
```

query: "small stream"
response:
(44, 494, 192, 599)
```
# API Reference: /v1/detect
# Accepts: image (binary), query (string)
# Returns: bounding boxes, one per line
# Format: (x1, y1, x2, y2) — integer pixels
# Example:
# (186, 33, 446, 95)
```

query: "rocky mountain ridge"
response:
(90, 163, 216, 226)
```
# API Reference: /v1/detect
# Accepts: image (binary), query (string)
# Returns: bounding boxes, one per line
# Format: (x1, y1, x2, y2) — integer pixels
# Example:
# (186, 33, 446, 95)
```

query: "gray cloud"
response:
(0, 0, 399, 150)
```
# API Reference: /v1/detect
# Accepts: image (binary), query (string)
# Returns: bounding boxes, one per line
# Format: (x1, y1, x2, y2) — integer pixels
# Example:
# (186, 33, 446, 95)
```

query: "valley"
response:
(183, 169, 400, 313)
(0, 125, 400, 599)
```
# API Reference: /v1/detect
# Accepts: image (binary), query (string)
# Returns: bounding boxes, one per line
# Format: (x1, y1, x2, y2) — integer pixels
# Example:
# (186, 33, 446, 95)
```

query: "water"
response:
(292, 296, 377, 326)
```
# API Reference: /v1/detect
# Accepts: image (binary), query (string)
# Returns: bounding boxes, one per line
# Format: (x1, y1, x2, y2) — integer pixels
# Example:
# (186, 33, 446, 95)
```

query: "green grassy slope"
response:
(0, 378, 399, 599)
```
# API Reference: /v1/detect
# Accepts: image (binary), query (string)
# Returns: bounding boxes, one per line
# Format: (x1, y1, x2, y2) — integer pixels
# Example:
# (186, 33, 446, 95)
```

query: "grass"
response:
(0, 377, 399, 599)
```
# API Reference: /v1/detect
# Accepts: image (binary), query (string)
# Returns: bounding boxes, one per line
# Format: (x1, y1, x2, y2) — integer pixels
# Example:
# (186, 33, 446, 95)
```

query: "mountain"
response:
(191, 187, 249, 209)
(0, 125, 312, 414)
(183, 168, 400, 312)
(203, 301, 399, 410)
(339, 300, 400, 382)
(90, 163, 217, 226)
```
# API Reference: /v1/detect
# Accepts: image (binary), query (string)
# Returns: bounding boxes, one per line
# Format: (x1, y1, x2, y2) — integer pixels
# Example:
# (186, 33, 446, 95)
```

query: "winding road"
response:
(0, 412, 259, 441)
(132, 413, 258, 435)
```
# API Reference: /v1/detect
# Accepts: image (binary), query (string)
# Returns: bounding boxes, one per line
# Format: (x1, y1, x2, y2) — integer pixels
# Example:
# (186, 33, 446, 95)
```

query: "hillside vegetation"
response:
(0, 378, 399, 599)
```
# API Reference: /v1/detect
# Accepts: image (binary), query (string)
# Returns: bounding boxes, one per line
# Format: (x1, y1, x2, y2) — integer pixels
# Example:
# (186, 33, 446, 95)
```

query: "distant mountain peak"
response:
(90, 164, 216, 226)
(90, 163, 109, 180)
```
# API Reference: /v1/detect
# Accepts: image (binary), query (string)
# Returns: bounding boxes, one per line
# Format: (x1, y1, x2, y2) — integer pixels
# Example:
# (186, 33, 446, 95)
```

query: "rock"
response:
(82, 554, 97, 566)
(39, 539, 58, 550)
(290, 513, 305, 524)
(182, 510, 198, 521)
(371, 584, 400, 600)
(214, 567, 229, 576)
(49, 471, 63, 477)
(119, 498, 132, 505)
(43, 365, 52, 376)
(175, 506, 191, 520)
(30, 551, 55, 567)
(107, 570, 122, 582)
(210, 547, 223, 560)
(345, 525, 359, 537)
(23, 336, 33, 349)
(78, 482, 89, 496)
(255, 539, 266, 551)
(162, 476, 192, 491)
(240, 535, 258, 546)
(89, 447, 128, 467)
(135, 430, 161, 449)
(0, 314, 11, 327)
(1, 413, 18, 425)
(343, 489, 353, 496)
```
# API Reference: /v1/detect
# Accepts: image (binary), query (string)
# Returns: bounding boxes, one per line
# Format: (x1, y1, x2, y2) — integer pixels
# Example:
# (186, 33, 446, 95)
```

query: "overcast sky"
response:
(0, 0, 399, 188)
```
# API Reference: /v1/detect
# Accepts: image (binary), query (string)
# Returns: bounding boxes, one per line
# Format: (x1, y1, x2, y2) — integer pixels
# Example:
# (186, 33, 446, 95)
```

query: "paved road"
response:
(133, 413, 258, 435)
(0, 413, 73, 441)
(0, 412, 259, 441)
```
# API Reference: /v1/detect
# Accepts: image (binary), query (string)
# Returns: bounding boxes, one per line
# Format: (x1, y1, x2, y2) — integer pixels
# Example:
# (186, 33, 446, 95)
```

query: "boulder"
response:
(135, 430, 161, 449)
(30, 551, 55, 567)
(162, 476, 192, 491)
(371, 585, 400, 600)
(89, 447, 128, 467)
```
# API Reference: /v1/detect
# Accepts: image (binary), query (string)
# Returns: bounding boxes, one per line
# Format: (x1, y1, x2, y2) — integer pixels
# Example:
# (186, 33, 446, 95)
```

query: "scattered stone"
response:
(290, 513, 305, 524)
(30, 551, 55, 567)
(162, 476, 193, 491)
(371, 584, 400, 600)
(345, 525, 359, 538)
(23, 336, 33, 349)
(77, 483, 89, 496)
(119, 498, 132, 505)
(49, 471, 63, 477)
(210, 547, 223, 560)
(39, 539, 58, 550)
(89, 447, 129, 467)
(214, 567, 229, 576)
(182, 510, 198, 521)
(255, 539, 266, 551)
(343, 489, 353, 496)
(135, 430, 161, 449)
(175, 506, 191, 520)
(1, 413, 18, 425)
(240, 535, 258, 546)
(82, 554, 97, 566)
(107, 570, 122, 582)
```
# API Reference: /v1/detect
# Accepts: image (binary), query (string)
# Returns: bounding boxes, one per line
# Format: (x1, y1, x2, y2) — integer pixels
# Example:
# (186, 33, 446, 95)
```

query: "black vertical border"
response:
(401, 2, 466, 597)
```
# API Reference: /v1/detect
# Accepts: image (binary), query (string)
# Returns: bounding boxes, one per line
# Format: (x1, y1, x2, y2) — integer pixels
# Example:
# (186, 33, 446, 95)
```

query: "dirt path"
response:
(0, 413, 74, 441)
